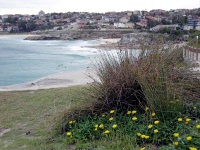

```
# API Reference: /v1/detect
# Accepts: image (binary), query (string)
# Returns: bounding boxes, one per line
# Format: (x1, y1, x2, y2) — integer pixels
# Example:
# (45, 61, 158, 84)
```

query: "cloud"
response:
(0, 0, 199, 15)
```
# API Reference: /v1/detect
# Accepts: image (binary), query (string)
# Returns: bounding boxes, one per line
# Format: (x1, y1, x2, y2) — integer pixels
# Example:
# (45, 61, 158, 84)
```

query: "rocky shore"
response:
(24, 30, 127, 41)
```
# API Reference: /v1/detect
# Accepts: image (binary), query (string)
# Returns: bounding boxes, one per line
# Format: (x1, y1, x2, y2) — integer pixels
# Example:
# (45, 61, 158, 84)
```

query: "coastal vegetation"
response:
(0, 37, 200, 150)
(56, 39, 200, 149)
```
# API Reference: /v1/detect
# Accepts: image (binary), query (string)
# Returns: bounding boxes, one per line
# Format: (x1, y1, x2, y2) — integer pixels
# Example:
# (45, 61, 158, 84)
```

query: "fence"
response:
(183, 36, 200, 62)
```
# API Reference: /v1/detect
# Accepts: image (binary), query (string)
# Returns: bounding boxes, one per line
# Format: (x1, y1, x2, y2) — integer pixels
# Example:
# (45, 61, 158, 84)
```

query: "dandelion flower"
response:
(189, 147, 197, 150)
(154, 120, 159, 124)
(144, 135, 149, 139)
(185, 121, 189, 124)
(110, 110, 115, 114)
(186, 118, 191, 122)
(137, 133, 141, 137)
(66, 132, 72, 136)
(145, 107, 149, 111)
(94, 128, 98, 131)
(95, 124, 98, 128)
(104, 130, 110, 134)
(151, 113, 156, 117)
(148, 124, 153, 129)
(112, 124, 117, 129)
(154, 129, 159, 133)
(127, 111, 131, 115)
(132, 117, 137, 121)
(140, 147, 145, 150)
(132, 110, 137, 114)
(99, 124, 104, 129)
(173, 141, 178, 146)
(69, 121, 73, 124)
(196, 124, 200, 129)
(109, 117, 114, 121)
(186, 136, 192, 141)
(141, 135, 146, 139)
(178, 118, 183, 122)
(173, 133, 179, 138)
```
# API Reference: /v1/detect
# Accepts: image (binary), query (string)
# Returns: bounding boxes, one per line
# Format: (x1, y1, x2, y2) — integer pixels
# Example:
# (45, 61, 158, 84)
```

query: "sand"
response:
(0, 68, 98, 91)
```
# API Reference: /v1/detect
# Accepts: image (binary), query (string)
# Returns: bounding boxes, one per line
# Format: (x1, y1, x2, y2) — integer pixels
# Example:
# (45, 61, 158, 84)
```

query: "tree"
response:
(18, 21, 27, 32)
(130, 14, 139, 23)
(147, 19, 159, 28)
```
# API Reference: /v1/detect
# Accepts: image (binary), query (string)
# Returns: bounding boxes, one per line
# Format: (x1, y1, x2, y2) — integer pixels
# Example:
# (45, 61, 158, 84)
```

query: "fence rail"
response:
(183, 45, 200, 62)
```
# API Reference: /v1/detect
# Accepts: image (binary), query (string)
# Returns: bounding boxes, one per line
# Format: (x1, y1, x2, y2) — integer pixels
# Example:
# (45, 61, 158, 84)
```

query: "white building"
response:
(119, 17, 129, 23)
(114, 23, 126, 28)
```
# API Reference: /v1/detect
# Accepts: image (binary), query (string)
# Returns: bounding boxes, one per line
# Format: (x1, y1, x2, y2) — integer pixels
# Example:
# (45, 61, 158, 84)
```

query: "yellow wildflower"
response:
(178, 118, 183, 122)
(196, 124, 200, 129)
(186, 118, 191, 122)
(132, 117, 137, 121)
(145, 107, 149, 111)
(66, 132, 72, 136)
(112, 124, 117, 129)
(193, 106, 196, 110)
(176, 99, 180, 102)
(94, 128, 98, 131)
(127, 111, 131, 115)
(72, 120, 76, 123)
(148, 124, 153, 129)
(154, 120, 159, 124)
(151, 112, 156, 117)
(144, 135, 149, 139)
(102, 114, 105, 117)
(137, 133, 141, 137)
(95, 124, 98, 128)
(69, 121, 73, 124)
(99, 124, 104, 129)
(173, 133, 179, 138)
(140, 147, 145, 150)
(141, 135, 146, 139)
(185, 121, 189, 125)
(109, 117, 114, 121)
(174, 141, 179, 146)
(154, 129, 159, 133)
(189, 147, 197, 150)
(110, 110, 115, 114)
(70, 135, 73, 138)
(186, 136, 192, 141)
(104, 130, 110, 134)
(132, 110, 137, 114)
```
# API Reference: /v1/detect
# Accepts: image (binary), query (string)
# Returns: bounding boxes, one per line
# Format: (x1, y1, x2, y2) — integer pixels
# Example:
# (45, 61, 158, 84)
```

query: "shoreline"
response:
(0, 68, 98, 91)
(0, 36, 119, 91)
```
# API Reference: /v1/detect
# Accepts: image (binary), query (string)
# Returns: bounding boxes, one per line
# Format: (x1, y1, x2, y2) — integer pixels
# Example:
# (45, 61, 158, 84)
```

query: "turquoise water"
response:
(0, 35, 99, 86)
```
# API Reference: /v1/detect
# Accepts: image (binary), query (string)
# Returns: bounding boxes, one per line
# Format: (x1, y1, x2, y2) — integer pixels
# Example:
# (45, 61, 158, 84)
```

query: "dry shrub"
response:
(92, 38, 200, 118)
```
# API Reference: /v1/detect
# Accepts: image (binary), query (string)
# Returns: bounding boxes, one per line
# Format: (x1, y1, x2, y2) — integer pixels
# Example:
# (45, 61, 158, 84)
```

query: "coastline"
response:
(0, 68, 98, 91)
(0, 36, 120, 91)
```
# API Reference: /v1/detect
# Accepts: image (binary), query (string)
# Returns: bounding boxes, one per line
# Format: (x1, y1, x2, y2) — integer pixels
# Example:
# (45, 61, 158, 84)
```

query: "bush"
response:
(92, 38, 200, 120)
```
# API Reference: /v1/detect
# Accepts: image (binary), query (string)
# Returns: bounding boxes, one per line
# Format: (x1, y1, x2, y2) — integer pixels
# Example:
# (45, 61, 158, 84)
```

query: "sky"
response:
(0, 0, 199, 15)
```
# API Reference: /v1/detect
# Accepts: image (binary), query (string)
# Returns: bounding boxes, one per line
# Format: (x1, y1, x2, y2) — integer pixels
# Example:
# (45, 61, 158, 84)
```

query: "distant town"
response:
(0, 8, 200, 33)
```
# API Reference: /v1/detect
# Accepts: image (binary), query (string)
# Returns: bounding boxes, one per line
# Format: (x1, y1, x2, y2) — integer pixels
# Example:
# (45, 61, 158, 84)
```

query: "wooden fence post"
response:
(196, 36, 199, 61)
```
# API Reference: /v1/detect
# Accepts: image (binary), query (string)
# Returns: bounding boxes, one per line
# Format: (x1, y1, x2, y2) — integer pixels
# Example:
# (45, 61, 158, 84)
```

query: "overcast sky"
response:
(0, 0, 199, 15)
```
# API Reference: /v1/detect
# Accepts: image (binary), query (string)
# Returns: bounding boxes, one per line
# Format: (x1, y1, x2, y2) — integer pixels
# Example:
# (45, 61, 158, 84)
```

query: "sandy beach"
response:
(0, 68, 98, 91)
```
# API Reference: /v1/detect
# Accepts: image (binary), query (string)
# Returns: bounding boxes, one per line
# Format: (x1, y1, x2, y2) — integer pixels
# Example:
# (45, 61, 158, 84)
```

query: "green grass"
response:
(0, 86, 93, 150)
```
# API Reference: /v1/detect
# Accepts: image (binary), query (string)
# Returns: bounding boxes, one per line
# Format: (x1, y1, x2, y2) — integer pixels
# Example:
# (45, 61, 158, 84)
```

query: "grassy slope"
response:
(0, 86, 92, 150)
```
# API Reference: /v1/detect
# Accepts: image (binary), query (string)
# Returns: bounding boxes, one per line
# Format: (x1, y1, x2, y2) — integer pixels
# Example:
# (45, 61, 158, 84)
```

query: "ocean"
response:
(0, 35, 99, 86)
